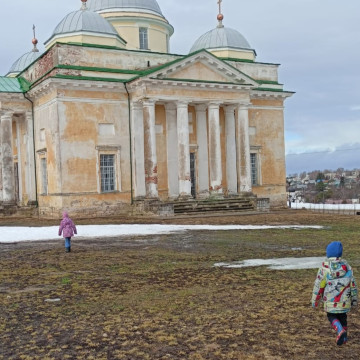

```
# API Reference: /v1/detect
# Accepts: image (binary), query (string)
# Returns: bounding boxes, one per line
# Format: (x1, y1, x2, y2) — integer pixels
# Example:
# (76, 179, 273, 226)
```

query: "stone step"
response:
(173, 198, 255, 214)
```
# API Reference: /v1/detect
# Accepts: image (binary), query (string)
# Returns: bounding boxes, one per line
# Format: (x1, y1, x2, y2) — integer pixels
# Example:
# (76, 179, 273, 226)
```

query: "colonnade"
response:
(0, 111, 36, 205)
(131, 99, 252, 200)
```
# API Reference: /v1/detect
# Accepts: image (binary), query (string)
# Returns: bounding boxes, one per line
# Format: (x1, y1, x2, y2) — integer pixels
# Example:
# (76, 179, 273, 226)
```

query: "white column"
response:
(143, 99, 158, 199)
(25, 111, 37, 204)
(177, 101, 191, 198)
(165, 103, 179, 199)
(237, 104, 252, 192)
(208, 103, 223, 195)
(131, 102, 146, 199)
(225, 105, 238, 195)
(195, 104, 209, 198)
(1, 112, 16, 204)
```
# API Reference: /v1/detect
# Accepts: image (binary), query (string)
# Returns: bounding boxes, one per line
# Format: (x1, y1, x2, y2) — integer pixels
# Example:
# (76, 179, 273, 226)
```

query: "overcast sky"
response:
(1, 0, 360, 175)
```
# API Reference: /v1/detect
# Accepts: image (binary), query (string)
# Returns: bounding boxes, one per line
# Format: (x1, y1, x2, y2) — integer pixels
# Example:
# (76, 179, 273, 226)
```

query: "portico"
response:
(130, 95, 253, 202)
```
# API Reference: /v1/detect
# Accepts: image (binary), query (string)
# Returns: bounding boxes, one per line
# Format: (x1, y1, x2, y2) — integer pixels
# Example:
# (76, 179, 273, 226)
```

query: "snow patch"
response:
(214, 257, 324, 270)
(0, 224, 324, 243)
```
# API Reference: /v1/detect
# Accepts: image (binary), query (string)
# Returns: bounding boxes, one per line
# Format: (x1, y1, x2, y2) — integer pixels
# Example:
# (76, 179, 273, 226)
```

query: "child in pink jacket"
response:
(58, 211, 77, 253)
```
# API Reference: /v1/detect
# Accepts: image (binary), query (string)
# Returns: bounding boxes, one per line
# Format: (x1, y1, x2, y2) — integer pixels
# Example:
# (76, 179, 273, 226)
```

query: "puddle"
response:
(214, 257, 324, 270)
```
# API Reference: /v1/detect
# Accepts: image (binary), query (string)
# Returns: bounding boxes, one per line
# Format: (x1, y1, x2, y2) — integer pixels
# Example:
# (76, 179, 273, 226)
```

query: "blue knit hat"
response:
(326, 241, 343, 258)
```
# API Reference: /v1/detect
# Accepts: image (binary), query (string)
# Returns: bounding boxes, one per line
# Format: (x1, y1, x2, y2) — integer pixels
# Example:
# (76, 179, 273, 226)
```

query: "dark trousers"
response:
(327, 312, 348, 329)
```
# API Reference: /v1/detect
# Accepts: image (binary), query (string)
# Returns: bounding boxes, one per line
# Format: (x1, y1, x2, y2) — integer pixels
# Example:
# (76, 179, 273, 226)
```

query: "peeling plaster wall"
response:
(32, 84, 132, 216)
(56, 45, 179, 72)
(249, 99, 287, 207)
(21, 44, 181, 86)
(227, 61, 279, 82)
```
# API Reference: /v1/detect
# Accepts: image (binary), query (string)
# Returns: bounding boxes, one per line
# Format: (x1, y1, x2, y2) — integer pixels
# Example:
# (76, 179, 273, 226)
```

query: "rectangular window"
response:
(139, 27, 148, 50)
(100, 154, 115, 192)
(250, 153, 258, 186)
(41, 157, 48, 194)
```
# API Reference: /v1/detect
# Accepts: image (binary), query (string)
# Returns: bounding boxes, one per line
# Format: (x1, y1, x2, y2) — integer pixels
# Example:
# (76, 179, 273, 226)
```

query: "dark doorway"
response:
(190, 153, 196, 198)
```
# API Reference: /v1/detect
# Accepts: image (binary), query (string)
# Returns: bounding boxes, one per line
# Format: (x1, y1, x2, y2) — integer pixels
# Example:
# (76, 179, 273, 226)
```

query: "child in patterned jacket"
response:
(311, 241, 358, 346)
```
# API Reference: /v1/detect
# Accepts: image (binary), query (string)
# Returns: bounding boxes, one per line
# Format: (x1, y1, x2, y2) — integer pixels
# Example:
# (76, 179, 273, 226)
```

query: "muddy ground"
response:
(1, 210, 360, 359)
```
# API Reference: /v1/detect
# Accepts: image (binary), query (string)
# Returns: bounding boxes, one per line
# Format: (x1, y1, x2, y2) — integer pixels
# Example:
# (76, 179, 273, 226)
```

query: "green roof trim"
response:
(65, 42, 126, 52)
(139, 49, 258, 85)
(257, 80, 283, 85)
(0, 77, 23, 93)
(57, 42, 184, 58)
(57, 64, 144, 75)
(53, 74, 135, 83)
(18, 77, 31, 92)
(224, 58, 280, 66)
(220, 57, 255, 63)
(253, 87, 295, 93)
(157, 77, 254, 86)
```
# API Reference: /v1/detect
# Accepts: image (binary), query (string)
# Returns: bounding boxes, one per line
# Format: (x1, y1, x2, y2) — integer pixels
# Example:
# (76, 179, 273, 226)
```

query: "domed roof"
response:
(87, 0, 163, 17)
(49, 9, 120, 39)
(7, 51, 41, 76)
(190, 26, 252, 53)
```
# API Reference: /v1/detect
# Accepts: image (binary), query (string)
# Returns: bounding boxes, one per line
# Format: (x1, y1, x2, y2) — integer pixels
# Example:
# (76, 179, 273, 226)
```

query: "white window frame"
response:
(250, 146, 262, 187)
(96, 146, 121, 193)
(139, 27, 149, 50)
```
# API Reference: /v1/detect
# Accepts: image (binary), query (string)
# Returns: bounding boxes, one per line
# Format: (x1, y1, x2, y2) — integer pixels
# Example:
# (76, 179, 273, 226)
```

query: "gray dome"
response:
(7, 51, 41, 76)
(87, 0, 163, 17)
(190, 26, 252, 53)
(50, 9, 120, 39)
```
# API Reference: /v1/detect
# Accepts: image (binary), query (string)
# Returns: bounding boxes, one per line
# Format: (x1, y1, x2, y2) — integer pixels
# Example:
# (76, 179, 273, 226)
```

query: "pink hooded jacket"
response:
(58, 212, 77, 238)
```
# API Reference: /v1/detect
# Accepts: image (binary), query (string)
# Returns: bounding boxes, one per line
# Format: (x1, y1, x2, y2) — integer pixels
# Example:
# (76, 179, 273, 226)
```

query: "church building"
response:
(0, 0, 293, 217)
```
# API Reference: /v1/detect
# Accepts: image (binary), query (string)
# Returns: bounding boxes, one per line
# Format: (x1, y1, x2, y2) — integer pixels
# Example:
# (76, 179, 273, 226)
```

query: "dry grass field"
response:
(1, 210, 359, 359)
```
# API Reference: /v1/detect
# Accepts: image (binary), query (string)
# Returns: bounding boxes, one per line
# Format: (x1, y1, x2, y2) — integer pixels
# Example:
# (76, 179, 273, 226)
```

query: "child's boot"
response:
(343, 326, 348, 344)
(332, 320, 347, 346)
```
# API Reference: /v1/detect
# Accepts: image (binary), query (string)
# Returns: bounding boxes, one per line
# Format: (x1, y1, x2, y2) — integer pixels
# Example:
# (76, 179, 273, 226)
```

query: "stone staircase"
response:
(0, 204, 38, 217)
(172, 197, 256, 214)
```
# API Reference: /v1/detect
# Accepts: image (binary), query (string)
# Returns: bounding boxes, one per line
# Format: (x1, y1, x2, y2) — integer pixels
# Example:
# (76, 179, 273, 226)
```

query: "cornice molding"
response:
(251, 89, 294, 100)
(128, 78, 253, 93)
(28, 77, 126, 98)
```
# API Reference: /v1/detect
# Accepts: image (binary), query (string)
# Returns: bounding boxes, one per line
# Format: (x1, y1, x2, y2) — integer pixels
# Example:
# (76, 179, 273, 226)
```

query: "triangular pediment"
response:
(144, 50, 258, 86)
